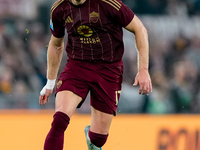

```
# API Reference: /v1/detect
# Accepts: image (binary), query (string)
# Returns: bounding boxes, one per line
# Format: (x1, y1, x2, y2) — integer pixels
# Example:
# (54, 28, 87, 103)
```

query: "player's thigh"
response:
(90, 106, 113, 135)
(55, 90, 82, 118)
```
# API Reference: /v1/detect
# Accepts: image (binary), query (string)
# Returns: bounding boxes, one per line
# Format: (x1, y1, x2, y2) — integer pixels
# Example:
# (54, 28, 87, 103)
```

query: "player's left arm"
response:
(125, 15, 152, 95)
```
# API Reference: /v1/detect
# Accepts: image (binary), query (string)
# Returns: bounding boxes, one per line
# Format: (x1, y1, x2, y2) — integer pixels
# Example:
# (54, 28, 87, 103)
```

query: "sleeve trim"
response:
(101, 0, 121, 11)
(51, 0, 65, 18)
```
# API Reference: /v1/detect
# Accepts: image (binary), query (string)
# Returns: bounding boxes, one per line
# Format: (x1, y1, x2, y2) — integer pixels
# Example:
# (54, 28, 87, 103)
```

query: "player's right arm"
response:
(39, 35, 64, 105)
(47, 35, 64, 80)
(39, 1, 65, 105)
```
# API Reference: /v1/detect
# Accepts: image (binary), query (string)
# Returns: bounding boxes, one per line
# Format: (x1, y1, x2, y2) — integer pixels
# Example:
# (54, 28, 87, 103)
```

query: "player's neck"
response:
(70, 0, 86, 5)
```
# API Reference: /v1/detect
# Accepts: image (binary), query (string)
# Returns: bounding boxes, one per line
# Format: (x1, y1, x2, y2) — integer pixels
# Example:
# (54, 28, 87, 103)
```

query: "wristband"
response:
(46, 79, 56, 89)
(40, 79, 56, 95)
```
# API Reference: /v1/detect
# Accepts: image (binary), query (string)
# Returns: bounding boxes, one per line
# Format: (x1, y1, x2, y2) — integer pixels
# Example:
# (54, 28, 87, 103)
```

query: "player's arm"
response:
(47, 35, 64, 79)
(125, 15, 152, 95)
(39, 35, 64, 105)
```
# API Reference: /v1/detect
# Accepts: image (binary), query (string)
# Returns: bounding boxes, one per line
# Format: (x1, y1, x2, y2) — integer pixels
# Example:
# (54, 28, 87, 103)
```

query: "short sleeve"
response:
(103, 0, 135, 27)
(117, 2, 135, 27)
(50, 9, 65, 38)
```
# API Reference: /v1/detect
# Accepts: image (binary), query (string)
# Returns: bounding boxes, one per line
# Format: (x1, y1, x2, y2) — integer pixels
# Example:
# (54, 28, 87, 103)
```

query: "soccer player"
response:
(39, 0, 152, 150)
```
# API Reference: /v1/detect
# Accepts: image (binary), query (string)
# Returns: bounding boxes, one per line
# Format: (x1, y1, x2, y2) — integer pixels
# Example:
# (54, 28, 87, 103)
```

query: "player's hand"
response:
(133, 69, 152, 95)
(39, 79, 56, 105)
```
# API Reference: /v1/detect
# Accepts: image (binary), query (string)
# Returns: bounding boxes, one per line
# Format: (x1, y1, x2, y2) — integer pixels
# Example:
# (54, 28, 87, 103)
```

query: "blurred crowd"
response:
(0, 0, 200, 114)
(123, 0, 200, 16)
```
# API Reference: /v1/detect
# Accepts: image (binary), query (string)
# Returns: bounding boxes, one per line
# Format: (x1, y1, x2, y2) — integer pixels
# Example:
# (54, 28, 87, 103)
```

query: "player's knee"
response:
(89, 130, 108, 147)
(51, 111, 70, 131)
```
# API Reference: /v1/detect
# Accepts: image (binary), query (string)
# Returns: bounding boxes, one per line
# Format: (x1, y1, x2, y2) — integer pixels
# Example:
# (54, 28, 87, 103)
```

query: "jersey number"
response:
(115, 90, 121, 105)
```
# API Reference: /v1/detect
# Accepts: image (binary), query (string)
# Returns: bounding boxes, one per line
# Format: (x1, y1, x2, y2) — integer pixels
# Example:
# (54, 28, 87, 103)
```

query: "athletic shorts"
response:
(55, 59, 123, 116)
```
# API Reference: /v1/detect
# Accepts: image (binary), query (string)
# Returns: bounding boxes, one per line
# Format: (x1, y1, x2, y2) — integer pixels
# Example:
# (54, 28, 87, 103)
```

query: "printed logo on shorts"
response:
(90, 11, 99, 23)
(57, 80, 62, 89)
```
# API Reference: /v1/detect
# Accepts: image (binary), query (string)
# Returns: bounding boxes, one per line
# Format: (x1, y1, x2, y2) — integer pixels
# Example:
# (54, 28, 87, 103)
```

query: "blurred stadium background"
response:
(0, 0, 200, 150)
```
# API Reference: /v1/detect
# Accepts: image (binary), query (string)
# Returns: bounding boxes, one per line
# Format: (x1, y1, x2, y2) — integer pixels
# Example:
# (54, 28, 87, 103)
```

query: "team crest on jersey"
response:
(57, 80, 62, 89)
(77, 25, 93, 37)
(90, 11, 99, 23)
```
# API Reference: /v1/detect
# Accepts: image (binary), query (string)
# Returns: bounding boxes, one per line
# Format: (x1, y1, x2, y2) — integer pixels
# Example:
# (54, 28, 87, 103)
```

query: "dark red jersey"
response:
(50, 0, 134, 62)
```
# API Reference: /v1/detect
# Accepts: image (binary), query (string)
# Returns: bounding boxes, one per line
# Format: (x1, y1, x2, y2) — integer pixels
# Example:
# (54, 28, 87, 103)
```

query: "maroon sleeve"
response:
(116, 2, 135, 27)
(50, 8, 65, 38)
(103, 0, 135, 27)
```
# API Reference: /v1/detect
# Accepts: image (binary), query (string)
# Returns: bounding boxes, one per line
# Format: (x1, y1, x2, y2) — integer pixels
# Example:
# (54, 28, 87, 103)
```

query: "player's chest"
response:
(62, 4, 109, 30)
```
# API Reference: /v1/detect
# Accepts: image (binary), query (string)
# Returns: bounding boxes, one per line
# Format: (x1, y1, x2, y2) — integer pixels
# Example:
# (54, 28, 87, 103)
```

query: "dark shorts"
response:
(55, 59, 123, 116)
